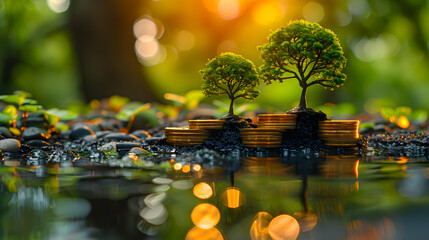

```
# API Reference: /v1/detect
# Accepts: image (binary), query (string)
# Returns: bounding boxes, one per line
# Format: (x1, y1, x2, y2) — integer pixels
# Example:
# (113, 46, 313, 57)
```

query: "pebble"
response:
(99, 142, 117, 153)
(131, 130, 151, 139)
(95, 131, 111, 139)
(129, 147, 152, 156)
(83, 135, 97, 144)
(22, 127, 47, 141)
(117, 142, 140, 151)
(0, 127, 12, 138)
(104, 133, 138, 141)
(0, 138, 21, 152)
(70, 126, 95, 140)
(25, 140, 51, 148)
(146, 137, 163, 145)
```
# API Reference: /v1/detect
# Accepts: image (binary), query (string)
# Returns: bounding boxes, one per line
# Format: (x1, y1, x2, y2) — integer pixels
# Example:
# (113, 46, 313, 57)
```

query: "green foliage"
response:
(259, 20, 346, 109)
(359, 122, 375, 131)
(200, 52, 260, 115)
(45, 108, 79, 121)
(0, 95, 25, 105)
(109, 95, 130, 112)
(164, 90, 205, 110)
(380, 106, 428, 124)
(115, 102, 151, 121)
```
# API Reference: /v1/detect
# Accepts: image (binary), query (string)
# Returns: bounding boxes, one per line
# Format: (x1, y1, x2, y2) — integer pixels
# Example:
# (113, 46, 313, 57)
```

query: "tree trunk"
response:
(299, 86, 308, 109)
(228, 98, 235, 116)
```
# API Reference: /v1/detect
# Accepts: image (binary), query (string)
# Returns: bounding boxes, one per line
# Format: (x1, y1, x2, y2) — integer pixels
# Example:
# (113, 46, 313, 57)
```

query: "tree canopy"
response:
(259, 20, 346, 110)
(200, 52, 259, 117)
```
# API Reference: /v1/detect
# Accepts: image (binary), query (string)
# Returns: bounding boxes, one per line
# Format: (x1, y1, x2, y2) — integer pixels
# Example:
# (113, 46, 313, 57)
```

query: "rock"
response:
(146, 137, 163, 145)
(22, 127, 47, 141)
(99, 142, 117, 153)
(26, 113, 48, 128)
(117, 142, 140, 151)
(104, 133, 138, 141)
(129, 147, 152, 156)
(95, 131, 111, 139)
(0, 127, 12, 138)
(83, 135, 97, 144)
(25, 140, 51, 148)
(70, 126, 95, 140)
(131, 130, 151, 139)
(0, 138, 21, 152)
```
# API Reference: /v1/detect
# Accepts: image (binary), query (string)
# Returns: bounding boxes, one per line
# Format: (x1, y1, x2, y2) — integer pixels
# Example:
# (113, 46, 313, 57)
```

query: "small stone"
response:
(0, 127, 12, 138)
(104, 133, 138, 141)
(22, 127, 47, 141)
(95, 131, 111, 139)
(129, 147, 152, 156)
(146, 137, 163, 145)
(83, 135, 97, 144)
(117, 142, 140, 151)
(25, 140, 51, 148)
(70, 126, 95, 140)
(131, 130, 151, 139)
(99, 142, 117, 153)
(0, 139, 21, 152)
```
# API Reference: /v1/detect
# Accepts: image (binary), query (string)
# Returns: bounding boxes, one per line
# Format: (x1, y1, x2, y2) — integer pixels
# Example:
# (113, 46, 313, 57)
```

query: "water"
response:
(1, 150, 429, 240)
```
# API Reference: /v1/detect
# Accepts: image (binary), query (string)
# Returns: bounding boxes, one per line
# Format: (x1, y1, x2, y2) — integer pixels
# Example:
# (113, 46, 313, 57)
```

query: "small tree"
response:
(200, 52, 260, 117)
(259, 20, 346, 111)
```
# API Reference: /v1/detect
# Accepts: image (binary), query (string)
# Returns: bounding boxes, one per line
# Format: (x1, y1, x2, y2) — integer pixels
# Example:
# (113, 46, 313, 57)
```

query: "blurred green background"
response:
(1, 0, 428, 113)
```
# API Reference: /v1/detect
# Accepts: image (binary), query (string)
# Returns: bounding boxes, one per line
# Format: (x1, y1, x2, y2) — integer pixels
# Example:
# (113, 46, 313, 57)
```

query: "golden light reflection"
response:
(293, 211, 317, 232)
(268, 214, 300, 240)
(182, 165, 191, 173)
(355, 160, 359, 178)
(174, 163, 183, 171)
(302, 1, 325, 23)
(397, 116, 410, 129)
(191, 203, 221, 229)
(193, 164, 202, 172)
(389, 116, 396, 123)
(250, 212, 273, 240)
(221, 187, 245, 209)
(186, 226, 224, 240)
(193, 182, 213, 199)
(252, 1, 286, 26)
(217, 0, 240, 20)
(397, 157, 408, 164)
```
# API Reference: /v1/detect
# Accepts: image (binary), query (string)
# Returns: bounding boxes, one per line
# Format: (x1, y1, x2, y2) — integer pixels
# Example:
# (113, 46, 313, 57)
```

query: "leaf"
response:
(2, 105, 17, 117)
(56, 122, 69, 132)
(0, 113, 16, 123)
(9, 127, 21, 136)
(45, 108, 79, 120)
(164, 93, 186, 106)
(359, 122, 375, 130)
(184, 90, 204, 110)
(380, 107, 395, 121)
(43, 112, 60, 127)
(19, 104, 43, 112)
(109, 95, 130, 112)
(0, 95, 25, 105)
(410, 109, 428, 123)
(22, 99, 38, 105)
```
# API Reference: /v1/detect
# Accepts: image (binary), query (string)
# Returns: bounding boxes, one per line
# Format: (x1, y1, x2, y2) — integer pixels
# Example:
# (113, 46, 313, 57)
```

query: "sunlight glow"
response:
(186, 227, 224, 240)
(135, 35, 159, 59)
(302, 1, 325, 23)
(191, 203, 221, 229)
(174, 163, 183, 171)
(217, 0, 240, 20)
(397, 116, 410, 129)
(47, 0, 70, 13)
(182, 165, 191, 173)
(193, 182, 213, 199)
(250, 212, 273, 240)
(193, 164, 202, 172)
(176, 31, 196, 51)
(134, 18, 158, 39)
(268, 214, 300, 240)
(252, 1, 286, 26)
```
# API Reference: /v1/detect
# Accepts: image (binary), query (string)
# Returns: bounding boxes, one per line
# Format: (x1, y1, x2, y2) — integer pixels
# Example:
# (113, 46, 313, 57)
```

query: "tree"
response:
(259, 20, 347, 111)
(200, 52, 260, 117)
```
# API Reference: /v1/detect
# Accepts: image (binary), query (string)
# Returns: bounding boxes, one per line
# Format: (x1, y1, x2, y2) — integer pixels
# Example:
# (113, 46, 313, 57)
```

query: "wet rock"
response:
(26, 113, 48, 128)
(0, 127, 12, 138)
(131, 130, 151, 139)
(25, 140, 51, 148)
(99, 142, 117, 153)
(104, 133, 138, 141)
(70, 126, 94, 140)
(83, 135, 97, 144)
(0, 138, 21, 152)
(146, 137, 163, 145)
(22, 127, 47, 141)
(117, 142, 140, 151)
(129, 147, 152, 156)
(95, 131, 111, 139)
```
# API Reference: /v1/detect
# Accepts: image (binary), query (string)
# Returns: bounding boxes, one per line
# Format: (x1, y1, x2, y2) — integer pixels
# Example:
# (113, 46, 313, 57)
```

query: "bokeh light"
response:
(268, 214, 300, 240)
(221, 187, 245, 208)
(134, 18, 158, 39)
(191, 203, 221, 229)
(397, 116, 410, 129)
(293, 211, 317, 232)
(252, 1, 286, 26)
(186, 226, 224, 240)
(250, 212, 273, 240)
(174, 163, 183, 171)
(217, 0, 240, 20)
(193, 182, 213, 199)
(135, 35, 159, 59)
(302, 1, 324, 23)
(182, 164, 191, 173)
(175, 30, 196, 51)
(47, 0, 70, 13)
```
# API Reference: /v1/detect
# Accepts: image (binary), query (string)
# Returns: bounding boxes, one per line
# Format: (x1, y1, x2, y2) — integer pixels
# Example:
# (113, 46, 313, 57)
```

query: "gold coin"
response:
(240, 128, 283, 133)
(188, 119, 226, 123)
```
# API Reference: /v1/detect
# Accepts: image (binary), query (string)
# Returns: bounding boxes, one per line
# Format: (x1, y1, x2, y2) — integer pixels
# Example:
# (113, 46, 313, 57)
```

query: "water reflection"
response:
(191, 203, 221, 229)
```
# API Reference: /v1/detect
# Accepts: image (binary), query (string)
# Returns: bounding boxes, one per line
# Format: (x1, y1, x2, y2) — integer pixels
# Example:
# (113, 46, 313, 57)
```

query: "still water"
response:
(1, 150, 429, 240)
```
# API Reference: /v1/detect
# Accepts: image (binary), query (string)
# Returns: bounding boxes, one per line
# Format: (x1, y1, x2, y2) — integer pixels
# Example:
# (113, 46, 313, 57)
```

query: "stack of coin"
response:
(319, 120, 360, 147)
(240, 128, 283, 148)
(257, 114, 297, 130)
(164, 127, 210, 146)
(188, 119, 226, 130)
